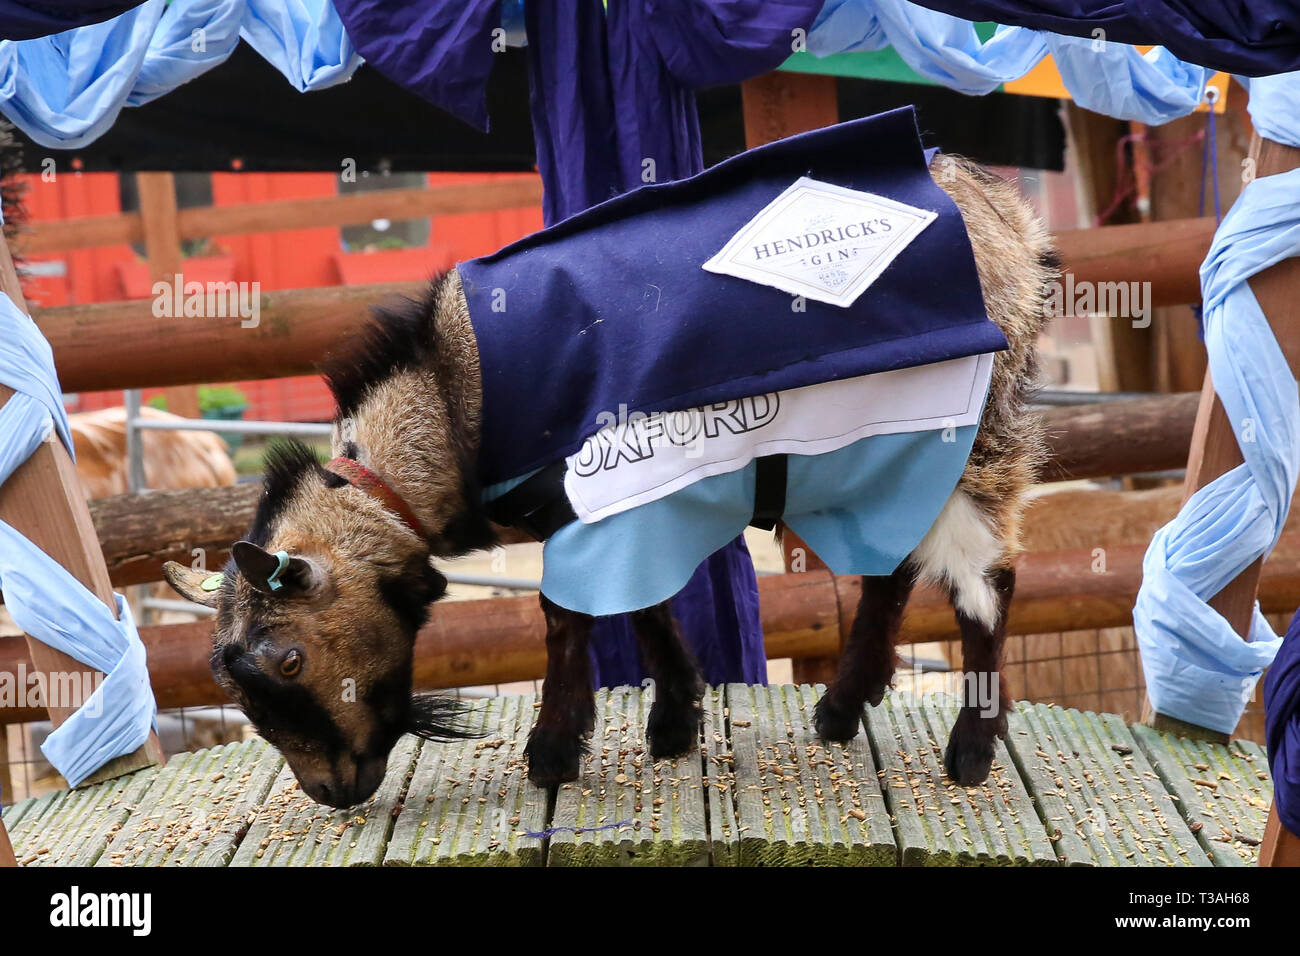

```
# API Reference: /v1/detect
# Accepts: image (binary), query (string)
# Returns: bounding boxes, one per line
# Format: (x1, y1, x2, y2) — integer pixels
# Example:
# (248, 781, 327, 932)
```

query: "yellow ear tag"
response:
(200, 573, 225, 592)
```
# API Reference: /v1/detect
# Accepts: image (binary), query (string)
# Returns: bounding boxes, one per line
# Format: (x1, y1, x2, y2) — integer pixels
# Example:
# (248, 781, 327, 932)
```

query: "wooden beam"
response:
(18, 177, 544, 255)
(1037, 391, 1199, 481)
(63, 393, 1199, 590)
(39, 281, 424, 392)
(0, 239, 163, 785)
(1054, 216, 1215, 311)
(1259, 805, 1300, 867)
(740, 69, 841, 683)
(137, 172, 200, 420)
(8, 528, 1300, 718)
(1145, 136, 1300, 745)
(32, 217, 1214, 395)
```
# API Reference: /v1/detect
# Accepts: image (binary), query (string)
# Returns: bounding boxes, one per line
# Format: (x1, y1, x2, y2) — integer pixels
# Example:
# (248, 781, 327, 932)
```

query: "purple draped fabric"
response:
(334, 0, 820, 685)
(906, 1, 1300, 76)
(0, 0, 147, 40)
(523, 0, 817, 686)
(1266, 607, 1300, 836)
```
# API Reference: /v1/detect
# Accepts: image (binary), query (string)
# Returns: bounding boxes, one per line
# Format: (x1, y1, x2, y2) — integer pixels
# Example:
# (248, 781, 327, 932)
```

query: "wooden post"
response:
(0, 236, 163, 786)
(136, 172, 200, 421)
(741, 71, 841, 682)
(1127, 130, 1300, 862)
(0, 816, 14, 867)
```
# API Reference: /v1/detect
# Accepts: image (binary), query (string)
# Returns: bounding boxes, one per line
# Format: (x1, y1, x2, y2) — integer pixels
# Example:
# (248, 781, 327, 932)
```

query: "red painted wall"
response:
(22, 170, 543, 423)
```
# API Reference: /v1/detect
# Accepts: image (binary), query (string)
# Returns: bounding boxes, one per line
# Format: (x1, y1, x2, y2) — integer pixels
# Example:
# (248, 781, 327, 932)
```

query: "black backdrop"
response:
(7, 45, 1064, 174)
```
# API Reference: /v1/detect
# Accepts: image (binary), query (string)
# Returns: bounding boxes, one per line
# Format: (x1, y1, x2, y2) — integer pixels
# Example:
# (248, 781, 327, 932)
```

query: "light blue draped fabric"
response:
(1133, 74, 1300, 734)
(808, 0, 1210, 124)
(0, 0, 359, 148)
(0, 293, 157, 786)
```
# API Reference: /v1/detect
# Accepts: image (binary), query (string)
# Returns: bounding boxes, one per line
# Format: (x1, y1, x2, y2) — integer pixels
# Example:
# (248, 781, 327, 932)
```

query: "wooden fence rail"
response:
(17, 177, 546, 255)
(75, 393, 1198, 589)
(5, 530, 1300, 724)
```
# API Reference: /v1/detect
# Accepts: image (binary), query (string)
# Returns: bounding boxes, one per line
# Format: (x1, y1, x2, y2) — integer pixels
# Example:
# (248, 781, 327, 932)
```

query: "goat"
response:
(164, 152, 1056, 807)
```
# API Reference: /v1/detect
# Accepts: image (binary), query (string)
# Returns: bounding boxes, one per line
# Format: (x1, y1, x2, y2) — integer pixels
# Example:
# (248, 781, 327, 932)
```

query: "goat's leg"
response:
(630, 601, 705, 760)
(525, 595, 596, 787)
(814, 563, 915, 742)
(943, 565, 1015, 786)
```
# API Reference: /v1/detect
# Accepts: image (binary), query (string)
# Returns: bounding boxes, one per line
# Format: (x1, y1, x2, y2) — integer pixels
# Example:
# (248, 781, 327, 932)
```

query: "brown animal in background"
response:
(69, 406, 236, 498)
(163, 155, 1057, 806)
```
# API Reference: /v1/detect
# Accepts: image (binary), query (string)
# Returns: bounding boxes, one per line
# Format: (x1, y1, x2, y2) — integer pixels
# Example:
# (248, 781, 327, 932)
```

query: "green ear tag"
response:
(200, 573, 225, 592)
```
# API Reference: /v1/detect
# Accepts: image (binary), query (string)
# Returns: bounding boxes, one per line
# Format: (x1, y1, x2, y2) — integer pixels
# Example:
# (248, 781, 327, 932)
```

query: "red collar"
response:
(325, 457, 429, 540)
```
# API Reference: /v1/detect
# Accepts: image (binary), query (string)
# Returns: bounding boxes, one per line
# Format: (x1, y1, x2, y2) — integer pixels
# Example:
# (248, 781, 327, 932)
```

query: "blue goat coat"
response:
(458, 107, 1005, 615)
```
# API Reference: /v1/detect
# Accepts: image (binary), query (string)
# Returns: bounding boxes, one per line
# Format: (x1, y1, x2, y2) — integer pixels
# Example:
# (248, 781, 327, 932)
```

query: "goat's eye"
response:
(280, 649, 303, 678)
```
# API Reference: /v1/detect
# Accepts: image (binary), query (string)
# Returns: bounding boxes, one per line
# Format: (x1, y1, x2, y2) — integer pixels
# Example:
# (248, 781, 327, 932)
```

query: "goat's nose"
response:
(307, 779, 341, 807)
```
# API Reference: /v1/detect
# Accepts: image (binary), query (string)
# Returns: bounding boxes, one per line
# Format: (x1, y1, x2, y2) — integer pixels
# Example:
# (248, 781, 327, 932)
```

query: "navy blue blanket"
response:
(460, 106, 1006, 487)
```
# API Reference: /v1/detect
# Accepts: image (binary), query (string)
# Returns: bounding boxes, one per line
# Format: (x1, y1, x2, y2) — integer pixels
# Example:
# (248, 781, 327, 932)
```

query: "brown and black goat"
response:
(164, 156, 1057, 807)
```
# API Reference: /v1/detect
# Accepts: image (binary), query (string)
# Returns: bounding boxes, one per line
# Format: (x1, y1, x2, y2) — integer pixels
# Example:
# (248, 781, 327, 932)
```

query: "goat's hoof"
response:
(864, 680, 891, 708)
(943, 710, 996, 786)
(525, 729, 583, 787)
(814, 695, 863, 743)
(647, 699, 701, 760)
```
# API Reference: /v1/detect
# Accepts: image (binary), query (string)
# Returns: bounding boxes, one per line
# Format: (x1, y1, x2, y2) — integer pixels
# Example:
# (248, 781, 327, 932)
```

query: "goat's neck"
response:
(340, 274, 483, 550)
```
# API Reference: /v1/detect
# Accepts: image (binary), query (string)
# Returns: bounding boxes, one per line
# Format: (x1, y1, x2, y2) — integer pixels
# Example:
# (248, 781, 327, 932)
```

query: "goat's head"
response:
(162, 440, 470, 808)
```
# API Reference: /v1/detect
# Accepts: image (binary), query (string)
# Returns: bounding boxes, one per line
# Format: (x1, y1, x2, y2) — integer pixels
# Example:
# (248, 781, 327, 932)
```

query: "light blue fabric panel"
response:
(127, 0, 244, 107)
(807, 0, 1210, 124)
(0, 294, 156, 786)
(0, 0, 360, 149)
(540, 425, 976, 616)
(1241, 72, 1300, 151)
(1133, 159, 1300, 733)
(0, 2, 166, 149)
(240, 0, 361, 93)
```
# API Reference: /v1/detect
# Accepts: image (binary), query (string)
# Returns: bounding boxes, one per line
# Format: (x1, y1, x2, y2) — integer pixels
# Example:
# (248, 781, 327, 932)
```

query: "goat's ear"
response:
(162, 561, 224, 608)
(231, 541, 327, 598)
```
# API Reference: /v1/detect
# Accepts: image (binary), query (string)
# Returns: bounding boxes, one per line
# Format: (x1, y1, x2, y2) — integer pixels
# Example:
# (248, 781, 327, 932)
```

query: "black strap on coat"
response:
(487, 453, 790, 540)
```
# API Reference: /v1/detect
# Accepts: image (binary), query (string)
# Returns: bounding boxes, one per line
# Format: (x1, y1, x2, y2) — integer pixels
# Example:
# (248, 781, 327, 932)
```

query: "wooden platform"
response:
(1, 686, 1273, 867)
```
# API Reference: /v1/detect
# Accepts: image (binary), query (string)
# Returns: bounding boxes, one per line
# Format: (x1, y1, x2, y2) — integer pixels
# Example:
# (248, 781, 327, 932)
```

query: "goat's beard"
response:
(407, 693, 478, 741)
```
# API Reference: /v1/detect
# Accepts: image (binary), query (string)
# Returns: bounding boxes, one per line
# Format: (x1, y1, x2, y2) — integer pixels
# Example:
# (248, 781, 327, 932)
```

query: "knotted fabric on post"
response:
(0, 293, 156, 787)
(1133, 74, 1300, 734)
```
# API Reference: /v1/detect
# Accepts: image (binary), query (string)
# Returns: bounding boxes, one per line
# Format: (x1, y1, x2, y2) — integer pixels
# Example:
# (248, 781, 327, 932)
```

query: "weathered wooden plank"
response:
(98, 739, 281, 867)
(1005, 703, 1209, 866)
(727, 683, 893, 866)
(230, 736, 421, 867)
(701, 686, 740, 865)
(1, 795, 38, 831)
(548, 686, 708, 866)
(864, 692, 1052, 866)
(7, 763, 158, 867)
(385, 694, 546, 866)
(1131, 725, 1272, 866)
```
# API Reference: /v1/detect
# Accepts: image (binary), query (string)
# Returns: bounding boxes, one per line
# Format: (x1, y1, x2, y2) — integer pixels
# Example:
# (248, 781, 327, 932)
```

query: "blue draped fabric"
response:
(1135, 73, 1300, 738)
(808, 1, 1211, 124)
(902, 1, 1300, 77)
(0, 1, 147, 40)
(0, 0, 360, 148)
(0, 293, 157, 787)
